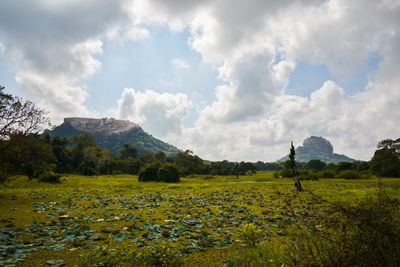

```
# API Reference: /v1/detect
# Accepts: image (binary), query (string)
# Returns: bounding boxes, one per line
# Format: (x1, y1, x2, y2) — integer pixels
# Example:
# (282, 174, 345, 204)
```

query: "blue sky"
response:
(0, 0, 399, 161)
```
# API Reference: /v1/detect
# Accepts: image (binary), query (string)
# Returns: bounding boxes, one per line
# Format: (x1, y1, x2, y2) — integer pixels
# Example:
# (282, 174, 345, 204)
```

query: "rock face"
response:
(302, 136, 333, 155)
(278, 136, 355, 163)
(64, 117, 140, 135)
(47, 117, 180, 156)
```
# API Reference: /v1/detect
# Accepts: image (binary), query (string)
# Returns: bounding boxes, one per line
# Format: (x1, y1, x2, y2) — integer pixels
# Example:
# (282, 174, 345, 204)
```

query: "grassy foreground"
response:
(1, 172, 399, 266)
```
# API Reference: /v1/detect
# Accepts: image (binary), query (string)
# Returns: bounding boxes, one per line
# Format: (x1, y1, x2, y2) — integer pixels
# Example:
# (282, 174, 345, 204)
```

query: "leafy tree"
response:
(337, 161, 353, 172)
(6, 133, 56, 179)
(306, 159, 326, 171)
(173, 150, 204, 177)
(140, 152, 156, 164)
(371, 138, 400, 177)
(155, 151, 167, 163)
(118, 157, 142, 174)
(50, 136, 71, 173)
(119, 143, 138, 159)
(0, 85, 50, 139)
(139, 162, 161, 182)
(158, 163, 180, 182)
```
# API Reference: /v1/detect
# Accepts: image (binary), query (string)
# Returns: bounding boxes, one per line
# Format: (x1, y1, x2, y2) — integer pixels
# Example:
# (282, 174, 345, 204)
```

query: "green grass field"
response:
(1, 172, 399, 266)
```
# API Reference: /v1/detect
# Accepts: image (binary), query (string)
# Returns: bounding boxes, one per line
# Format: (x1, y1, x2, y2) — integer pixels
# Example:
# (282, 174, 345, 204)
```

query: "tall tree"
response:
(6, 133, 56, 180)
(371, 138, 400, 177)
(0, 86, 50, 140)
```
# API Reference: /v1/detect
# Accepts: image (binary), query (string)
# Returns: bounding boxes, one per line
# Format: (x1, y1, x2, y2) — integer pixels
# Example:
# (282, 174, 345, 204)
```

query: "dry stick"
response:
(289, 141, 303, 192)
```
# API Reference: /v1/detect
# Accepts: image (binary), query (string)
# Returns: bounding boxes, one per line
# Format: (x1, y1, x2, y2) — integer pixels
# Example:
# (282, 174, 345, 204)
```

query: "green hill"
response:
(278, 136, 356, 163)
(46, 117, 180, 156)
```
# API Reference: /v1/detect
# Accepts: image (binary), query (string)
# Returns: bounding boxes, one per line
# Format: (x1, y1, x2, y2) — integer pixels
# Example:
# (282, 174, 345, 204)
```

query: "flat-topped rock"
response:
(64, 117, 140, 135)
(303, 136, 333, 155)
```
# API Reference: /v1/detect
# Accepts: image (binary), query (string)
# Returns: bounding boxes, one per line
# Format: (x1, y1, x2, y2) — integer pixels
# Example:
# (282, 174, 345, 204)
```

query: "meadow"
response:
(1, 172, 399, 266)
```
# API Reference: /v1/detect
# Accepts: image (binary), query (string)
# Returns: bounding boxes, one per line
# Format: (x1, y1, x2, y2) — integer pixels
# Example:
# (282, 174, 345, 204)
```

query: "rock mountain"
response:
(279, 136, 355, 164)
(47, 117, 180, 156)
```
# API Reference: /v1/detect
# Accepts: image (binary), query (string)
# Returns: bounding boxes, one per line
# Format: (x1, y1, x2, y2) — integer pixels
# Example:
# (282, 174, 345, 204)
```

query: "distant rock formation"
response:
(46, 117, 180, 156)
(278, 136, 355, 163)
(64, 117, 140, 135)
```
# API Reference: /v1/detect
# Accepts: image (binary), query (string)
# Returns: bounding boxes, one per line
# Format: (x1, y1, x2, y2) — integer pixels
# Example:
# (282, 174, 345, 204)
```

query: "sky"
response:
(0, 0, 399, 162)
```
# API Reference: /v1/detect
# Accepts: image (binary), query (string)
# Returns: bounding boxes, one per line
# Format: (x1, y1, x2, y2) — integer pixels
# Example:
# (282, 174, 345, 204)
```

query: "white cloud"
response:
(172, 58, 190, 69)
(0, 0, 399, 161)
(117, 88, 192, 139)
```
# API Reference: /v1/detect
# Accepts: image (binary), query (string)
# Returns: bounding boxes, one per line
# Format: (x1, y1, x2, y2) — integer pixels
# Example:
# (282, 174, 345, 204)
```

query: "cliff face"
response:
(302, 136, 333, 155)
(278, 136, 355, 163)
(47, 117, 180, 156)
(64, 117, 140, 135)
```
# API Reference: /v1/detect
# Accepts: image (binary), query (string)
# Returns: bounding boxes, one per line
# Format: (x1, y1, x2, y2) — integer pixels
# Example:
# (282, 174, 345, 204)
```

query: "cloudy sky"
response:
(0, 0, 399, 162)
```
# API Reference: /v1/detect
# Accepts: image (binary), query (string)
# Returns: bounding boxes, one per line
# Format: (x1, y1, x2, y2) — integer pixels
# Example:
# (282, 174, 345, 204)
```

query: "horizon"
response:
(52, 116, 358, 163)
(1, 0, 399, 162)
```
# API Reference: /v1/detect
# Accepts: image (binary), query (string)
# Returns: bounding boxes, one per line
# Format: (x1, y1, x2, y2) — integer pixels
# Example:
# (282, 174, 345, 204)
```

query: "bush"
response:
(285, 191, 400, 266)
(279, 168, 292, 178)
(321, 170, 336, 178)
(139, 162, 181, 183)
(239, 223, 264, 248)
(138, 162, 161, 182)
(337, 170, 362, 179)
(273, 172, 280, 179)
(158, 163, 180, 183)
(38, 171, 62, 183)
(299, 170, 319, 180)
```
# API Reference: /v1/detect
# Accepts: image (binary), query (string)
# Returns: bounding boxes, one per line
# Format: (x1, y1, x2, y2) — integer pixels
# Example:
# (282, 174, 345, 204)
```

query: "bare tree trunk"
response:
(289, 141, 303, 192)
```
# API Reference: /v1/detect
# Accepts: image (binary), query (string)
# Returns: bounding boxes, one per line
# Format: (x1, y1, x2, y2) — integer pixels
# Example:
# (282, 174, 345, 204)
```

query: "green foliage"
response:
(279, 168, 292, 178)
(298, 170, 319, 180)
(139, 245, 183, 266)
(158, 163, 180, 183)
(285, 191, 400, 267)
(321, 170, 336, 178)
(173, 150, 204, 176)
(119, 143, 138, 159)
(306, 159, 326, 171)
(225, 245, 278, 266)
(139, 162, 180, 183)
(138, 162, 161, 182)
(337, 169, 362, 179)
(371, 138, 400, 177)
(50, 136, 71, 173)
(239, 223, 264, 248)
(6, 133, 55, 179)
(118, 157, 141, 174)
(336, 161, 353, 172)
(38, 171, 62, 183)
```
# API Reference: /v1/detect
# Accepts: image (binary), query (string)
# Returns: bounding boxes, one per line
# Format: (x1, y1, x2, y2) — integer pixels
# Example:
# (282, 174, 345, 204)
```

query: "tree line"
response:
(1, 85, 399, 183)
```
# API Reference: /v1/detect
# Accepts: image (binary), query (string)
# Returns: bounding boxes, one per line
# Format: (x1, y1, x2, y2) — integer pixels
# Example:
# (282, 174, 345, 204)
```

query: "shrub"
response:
(239, 223, 264, 248)
(38, 171, 62, 183)
(273, 172, 280, 179)
(279, 168, 292, 178)
(299, 170, 319, 180)
(284, 191, 400, 267)
(337, 170, 362, 179)
(138, 162, 161, 182)
(158, 163, 180, 183)
(321, 170, 336, 178)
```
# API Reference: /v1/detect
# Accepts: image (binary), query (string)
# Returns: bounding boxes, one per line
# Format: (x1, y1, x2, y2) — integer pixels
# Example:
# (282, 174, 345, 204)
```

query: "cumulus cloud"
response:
(0, 0, 399, 161)
(0, 0, 145, 122)
(117, 88, 191, 139)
